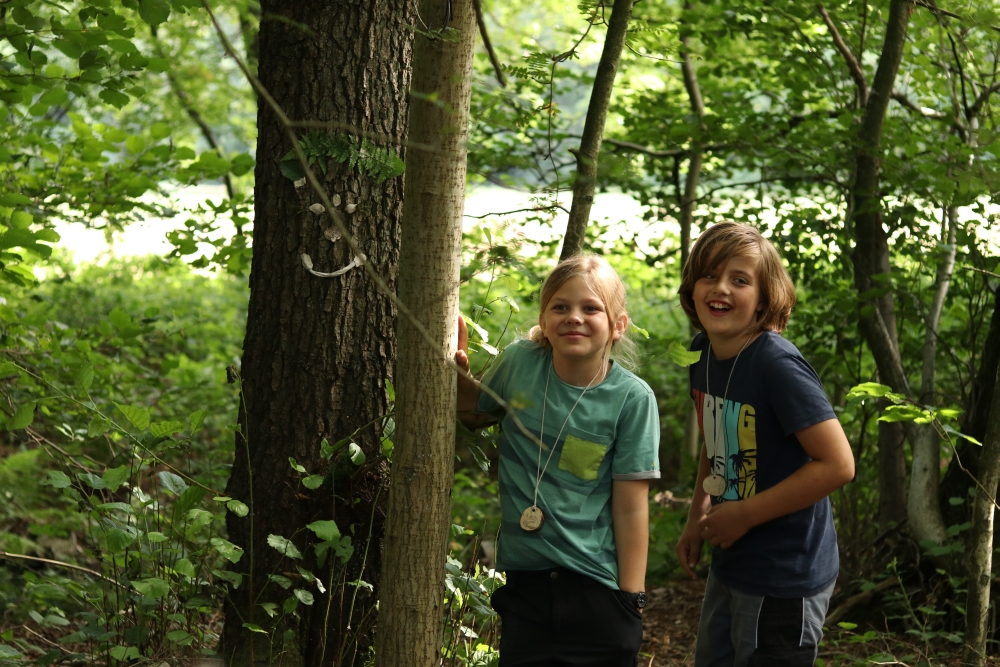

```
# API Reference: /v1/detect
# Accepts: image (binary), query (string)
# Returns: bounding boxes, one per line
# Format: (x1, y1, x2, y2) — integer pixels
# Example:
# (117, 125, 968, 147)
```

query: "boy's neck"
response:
(551, 355, 610, 387)
(708, 331, 762, 360)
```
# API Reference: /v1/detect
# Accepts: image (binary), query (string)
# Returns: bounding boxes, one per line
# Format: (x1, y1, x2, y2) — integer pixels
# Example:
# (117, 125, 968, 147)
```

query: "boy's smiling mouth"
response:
(708, 301, 732, 312)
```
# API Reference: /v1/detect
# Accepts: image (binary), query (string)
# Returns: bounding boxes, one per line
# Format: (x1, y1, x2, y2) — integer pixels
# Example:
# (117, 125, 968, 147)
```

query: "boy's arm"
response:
(612, 479, 650, 597)
(699, 418, 855, 549)
(676, 443, 713, 579)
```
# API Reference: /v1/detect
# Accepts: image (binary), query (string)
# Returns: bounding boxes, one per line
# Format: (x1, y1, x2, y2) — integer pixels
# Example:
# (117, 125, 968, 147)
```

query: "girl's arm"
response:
(455, 315, 494, 428)
(676, 443, 712, 579)
(612, 479, 650, 595)
(699, 418, 855, 548)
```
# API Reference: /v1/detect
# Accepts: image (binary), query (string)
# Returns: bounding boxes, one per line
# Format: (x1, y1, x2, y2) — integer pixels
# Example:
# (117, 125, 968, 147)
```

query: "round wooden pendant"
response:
(519, 505, 545, 532)
(702, 474, 726, 497)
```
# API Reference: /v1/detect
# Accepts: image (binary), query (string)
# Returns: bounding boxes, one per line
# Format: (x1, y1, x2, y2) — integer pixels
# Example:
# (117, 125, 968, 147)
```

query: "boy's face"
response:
(693, 251, 764, 358)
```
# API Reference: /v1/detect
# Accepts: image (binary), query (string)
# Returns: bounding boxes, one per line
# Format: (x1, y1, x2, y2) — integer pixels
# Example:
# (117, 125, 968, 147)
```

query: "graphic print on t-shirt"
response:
(692, 388, 757, 500)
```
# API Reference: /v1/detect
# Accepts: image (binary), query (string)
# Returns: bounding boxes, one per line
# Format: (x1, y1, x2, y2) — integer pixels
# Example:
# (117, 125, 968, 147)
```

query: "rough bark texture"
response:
(962, 352, 1000, 666)
(907, 208, 957, 546)
(373, 1, 475, 665)
(849, 0, 913, 531)
(222, 2, 415, 665)
(560, 0, 635, 260)
(878, 419, 908, 530)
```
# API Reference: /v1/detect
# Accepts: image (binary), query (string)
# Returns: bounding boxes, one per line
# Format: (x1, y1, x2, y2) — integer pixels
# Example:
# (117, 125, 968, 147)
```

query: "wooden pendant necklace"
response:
(520, 361, 603, 532)
(702, 334, 754, 498)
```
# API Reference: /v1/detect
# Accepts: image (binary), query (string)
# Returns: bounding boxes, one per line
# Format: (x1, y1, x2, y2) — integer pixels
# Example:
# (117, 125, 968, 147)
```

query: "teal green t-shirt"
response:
(477, 339, 660, 589)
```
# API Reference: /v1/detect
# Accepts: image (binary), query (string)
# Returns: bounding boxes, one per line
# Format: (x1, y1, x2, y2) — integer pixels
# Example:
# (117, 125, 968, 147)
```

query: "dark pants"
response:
(491, 568, 644, 667)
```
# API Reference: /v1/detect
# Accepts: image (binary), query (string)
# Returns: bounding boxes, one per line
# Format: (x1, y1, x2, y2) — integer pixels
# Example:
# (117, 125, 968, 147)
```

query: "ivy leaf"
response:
(267, 534, 302, 560)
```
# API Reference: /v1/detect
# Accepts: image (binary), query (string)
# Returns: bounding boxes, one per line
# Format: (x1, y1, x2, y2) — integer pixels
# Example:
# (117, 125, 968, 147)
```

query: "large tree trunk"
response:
(560, 0, 635, 260)
(848, 0, 914, 533)
(222, 2, 415, 665)
(907, 207, 957, 546)
(962, 332, 1000, 666)
(374, 1, 475, 665)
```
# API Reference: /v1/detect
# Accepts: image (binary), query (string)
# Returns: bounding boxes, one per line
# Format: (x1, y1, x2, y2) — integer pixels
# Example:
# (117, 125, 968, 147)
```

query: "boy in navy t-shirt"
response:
(675, 223, 855, 667)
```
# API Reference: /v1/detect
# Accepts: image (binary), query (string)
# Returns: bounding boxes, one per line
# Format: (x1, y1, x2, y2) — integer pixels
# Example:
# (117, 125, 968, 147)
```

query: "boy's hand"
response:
(456, 314, 470, 375)
(699, 502, 750, 549)
(675, 520, 705, 579)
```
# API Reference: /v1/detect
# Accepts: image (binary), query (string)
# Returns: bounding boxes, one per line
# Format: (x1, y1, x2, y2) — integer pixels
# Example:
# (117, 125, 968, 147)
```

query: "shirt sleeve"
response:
(611, 383, 661, 480)
(475, 340, 520, 416)
(765, 353, 837, 435)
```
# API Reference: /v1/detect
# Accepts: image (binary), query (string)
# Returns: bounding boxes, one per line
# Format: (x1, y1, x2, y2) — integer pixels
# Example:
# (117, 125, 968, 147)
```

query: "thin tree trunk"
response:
(908, 207, 957, 546)
(222, 2, 415, 665)
(962, 350, 1000, 666)
(560, 0, 635, 260)
(374, 1, 475, 665)
(878, 419, 908, 531)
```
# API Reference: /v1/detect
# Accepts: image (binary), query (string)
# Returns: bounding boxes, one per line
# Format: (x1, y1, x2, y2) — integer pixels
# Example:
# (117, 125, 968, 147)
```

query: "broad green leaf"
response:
(79, 473, 106, 489)
(267, 534, 302, 560)
(188, 409, 207, 434)
(243, 623, 268, 634)
(150, 123, 171, 140)
(146, 532, 168, 543)
(0, 645, 22, 659)
(186, 508, 213, 527)
(665, 342, 701, 367)
(210, 537, 244, 563)
(102, 465, 131, 492)
(166, 630, 193, 644)
(87, 414, 111, 438)
(349, 442, 366, 465)
(226, 499, 249, 517)
(846, 382, 894, 400)
(138, 0, 171, 26)
(0, 362, 20, 379)
(116, 403, 149, 432)
(97, 502, 133, 514)
(302, 475, 324, 490)
(288, 457, 306, 473)
(306, 520, 341, 542)
(293, 589, 314, 605)
(77, 362, 94, 390)
(125, 135, 146, 155)
(44, 471, 72, 489)
(174, 558, 195, 578)
(269, 574, 292, 589)
(106, 527, 135, 552)
(109, 308, 131, 329)
(132, 577, 169, 599)
(110, 646, 139, 661)
(6, 402, 35, 430)
(260, 603, 278, 617)
(151, 420, 184, 437)
(158, 471, 188, 496)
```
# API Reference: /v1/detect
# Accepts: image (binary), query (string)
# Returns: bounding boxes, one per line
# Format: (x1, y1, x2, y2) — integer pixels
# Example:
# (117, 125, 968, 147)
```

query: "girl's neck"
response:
(708, 330, 762, 360)
(552, 355, 610, 387)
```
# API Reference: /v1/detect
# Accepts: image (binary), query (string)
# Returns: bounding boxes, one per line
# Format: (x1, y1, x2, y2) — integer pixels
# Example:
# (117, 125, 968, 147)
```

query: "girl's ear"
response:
(538, 312, 547, 337)
(611, 313, 628, 342)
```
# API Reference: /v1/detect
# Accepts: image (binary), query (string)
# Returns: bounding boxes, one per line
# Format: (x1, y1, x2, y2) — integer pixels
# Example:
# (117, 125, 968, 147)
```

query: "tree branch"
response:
(890, 91, 948, 119)
(818, 4, 869, 106)
(472, 0, 506, 87)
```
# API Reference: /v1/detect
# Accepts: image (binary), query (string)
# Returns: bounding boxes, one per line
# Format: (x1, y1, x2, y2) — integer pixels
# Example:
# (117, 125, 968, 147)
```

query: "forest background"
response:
(1, 0, 1000, 666)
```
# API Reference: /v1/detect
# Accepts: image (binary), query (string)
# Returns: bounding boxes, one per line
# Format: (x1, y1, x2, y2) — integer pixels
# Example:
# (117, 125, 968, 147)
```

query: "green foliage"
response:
(279, 132, 405, 184)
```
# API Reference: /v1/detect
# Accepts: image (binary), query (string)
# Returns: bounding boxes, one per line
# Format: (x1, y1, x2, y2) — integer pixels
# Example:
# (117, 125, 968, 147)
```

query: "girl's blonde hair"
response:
(679, 222, 796, 334)
(527, 254, 639, 371)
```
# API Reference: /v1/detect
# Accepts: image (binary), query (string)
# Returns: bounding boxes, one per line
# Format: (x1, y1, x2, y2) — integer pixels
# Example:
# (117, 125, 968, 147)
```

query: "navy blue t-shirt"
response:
(689, 331, 840, 597)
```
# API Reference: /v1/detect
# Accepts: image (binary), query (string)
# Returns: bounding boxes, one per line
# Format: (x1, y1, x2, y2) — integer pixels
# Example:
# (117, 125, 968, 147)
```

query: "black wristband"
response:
(622, 590, 647, 609)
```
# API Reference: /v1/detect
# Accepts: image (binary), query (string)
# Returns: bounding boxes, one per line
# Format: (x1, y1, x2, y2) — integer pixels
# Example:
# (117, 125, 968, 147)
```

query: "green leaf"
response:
(166, 629, 193, 644)
(77, 362, 94, 390)
(243, 623, 268, 634)
(99, 89, 130, 108)
(87, 414, 111, 438)
(227, 499, 250, 517)
(0, 645, 23, 659)
(288, 457, 306, 473)
(837, 622, 858, 630)
(293, 588, 315, 605)
(260, 603, 278, 618)
(665, 341, 701, 367)
(846, 382, 894, 400)
(188, 409, 207, 434)
(349, 442, 366, 465)
(116, 403, 150, 432)
(267, 534, 302, 560)
(43, 471, 72, 489)
(209, 537, 244, 563)
(110, 646, 139, 660)
(109, 307, 131, 329)
(125, 135, 146, 155)
(158, 471, 188, 496)
(174, 558, 195, 578)
(79, 473, 106, 489)
(269, 574, 292, 589)
(628, 321, 649, 338)
(132, 577, 169, 599)
(138, 0, 171, 26)
(106, 527, 135, 552)
(0, 362, 20, 379)
(102, 465, 131, 492)
(306, 520, 341, 542)
(150, 123, 171, 140)
(6, 402, 35, 430)
(146, 532, 168, 543)
(302, 475, 324, 490)
(150, 420, 184, 437)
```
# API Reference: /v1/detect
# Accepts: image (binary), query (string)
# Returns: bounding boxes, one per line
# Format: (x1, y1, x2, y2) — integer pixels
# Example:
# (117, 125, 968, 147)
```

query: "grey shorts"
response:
(694, 569, 835, 667)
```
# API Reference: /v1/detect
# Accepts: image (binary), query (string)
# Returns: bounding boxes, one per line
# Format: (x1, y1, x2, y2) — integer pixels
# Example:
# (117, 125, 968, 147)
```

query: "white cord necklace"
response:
(702, 334, 754, 498)
(519, 361, 603, 532)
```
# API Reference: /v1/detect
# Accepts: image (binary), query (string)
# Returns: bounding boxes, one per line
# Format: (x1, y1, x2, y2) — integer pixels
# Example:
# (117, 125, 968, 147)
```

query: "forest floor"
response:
(639, 576, 998, 667)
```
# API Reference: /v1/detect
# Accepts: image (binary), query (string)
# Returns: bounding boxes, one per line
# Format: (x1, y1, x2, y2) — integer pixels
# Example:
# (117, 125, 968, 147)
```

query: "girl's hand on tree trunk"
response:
(456, 314, 470, 374)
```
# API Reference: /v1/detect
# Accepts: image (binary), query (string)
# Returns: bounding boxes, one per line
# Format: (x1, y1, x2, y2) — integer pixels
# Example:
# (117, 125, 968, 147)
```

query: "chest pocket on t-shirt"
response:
(558, 434, 608, 481)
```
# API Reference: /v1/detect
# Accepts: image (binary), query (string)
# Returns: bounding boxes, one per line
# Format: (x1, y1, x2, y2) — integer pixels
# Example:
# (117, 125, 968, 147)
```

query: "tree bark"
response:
(907, 207, 957, 546)
(374, 1, 475, 666)
(962, 346, 1000, 666)
(848, 0, 914, 531)
(878, 418, 908, 531)
(222, 2, 415, 665)
(560, 0, 635, 260)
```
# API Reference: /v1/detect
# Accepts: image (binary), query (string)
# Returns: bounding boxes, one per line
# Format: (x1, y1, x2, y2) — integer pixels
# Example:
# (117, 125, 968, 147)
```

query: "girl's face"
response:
(538, 275, 625, 370)
(693, 251, 764, 356)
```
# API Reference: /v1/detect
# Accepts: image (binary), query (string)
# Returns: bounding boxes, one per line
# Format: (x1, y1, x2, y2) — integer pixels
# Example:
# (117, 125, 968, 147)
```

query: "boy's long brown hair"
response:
(679, 222, 796, 334)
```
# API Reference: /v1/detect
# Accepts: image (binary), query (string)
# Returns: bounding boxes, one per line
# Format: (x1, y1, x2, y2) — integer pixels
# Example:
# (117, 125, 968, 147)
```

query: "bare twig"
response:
(0, 551, 127, 588)
(463, 205, 567, 219)
(818, 4, 869, 105)
(890, 91, 948, 119)
(472, 0, 505, 87)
